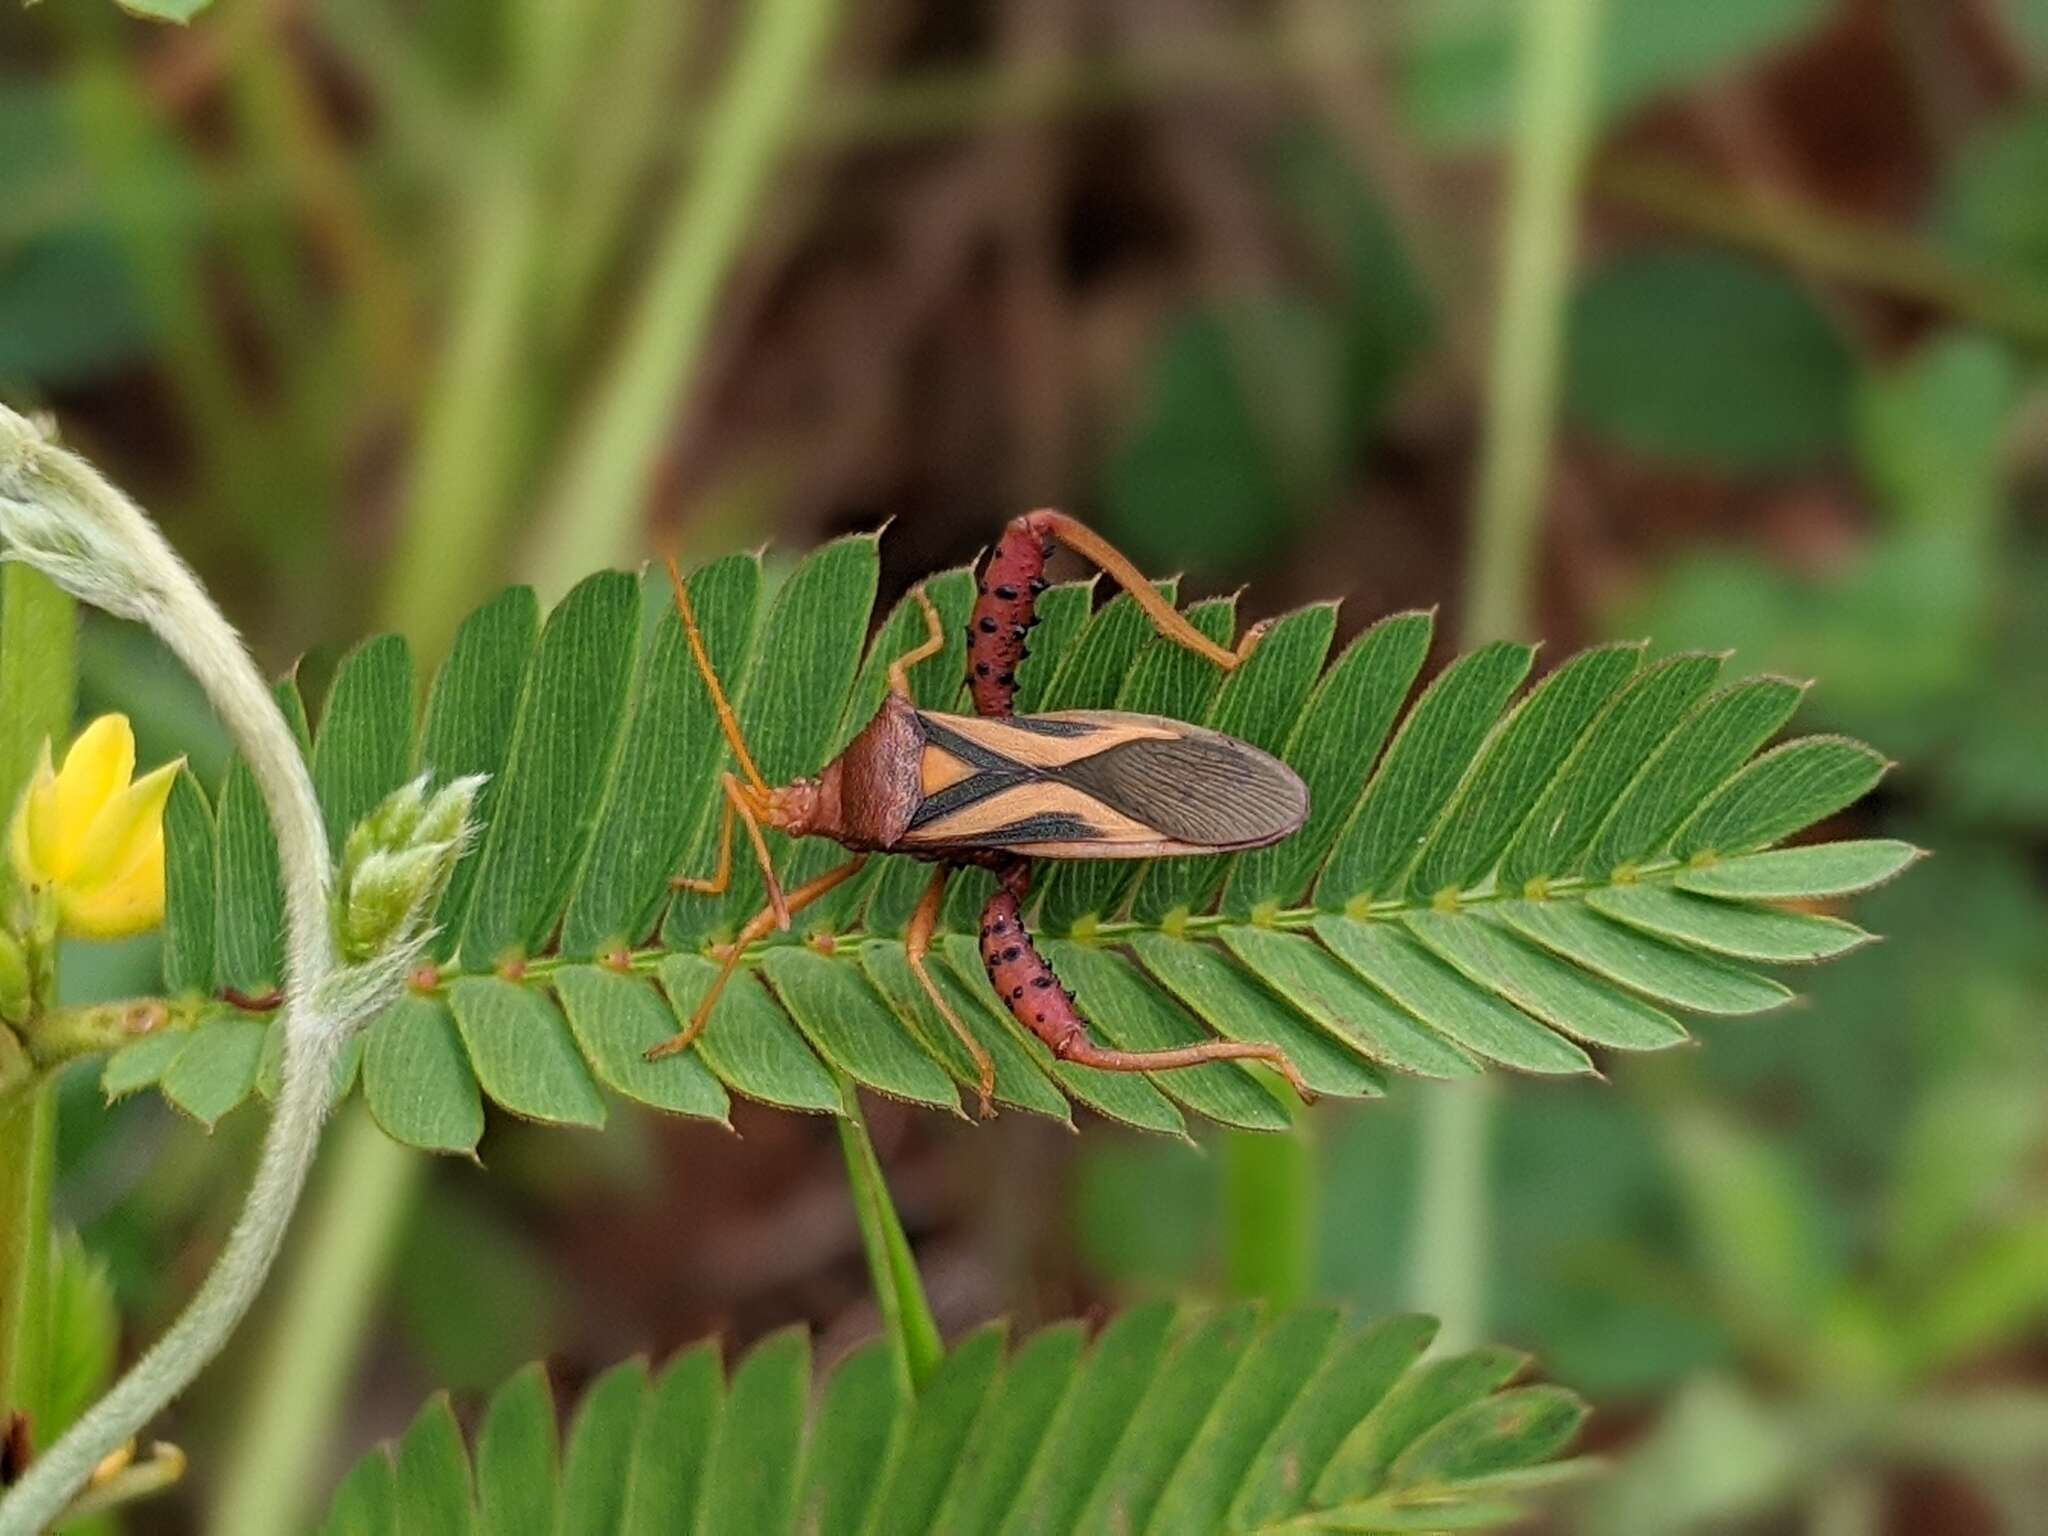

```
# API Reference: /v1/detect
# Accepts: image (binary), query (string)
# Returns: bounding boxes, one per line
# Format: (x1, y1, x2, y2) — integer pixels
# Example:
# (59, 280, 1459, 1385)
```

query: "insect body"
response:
(653, 510, 1312, 1114)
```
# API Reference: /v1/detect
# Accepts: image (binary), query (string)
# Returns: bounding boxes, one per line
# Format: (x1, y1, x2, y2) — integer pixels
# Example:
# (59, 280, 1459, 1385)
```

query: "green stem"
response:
(834, 1073, 943, 1394)
(0, 1088, 54, 1440)
(209, 1111, 420, 1536)
(1414, 0, 1605, 1352)
(520, 0, 844, 593)
(0, 564, 75, 1442)
(1221, 1107, 1315, 1306)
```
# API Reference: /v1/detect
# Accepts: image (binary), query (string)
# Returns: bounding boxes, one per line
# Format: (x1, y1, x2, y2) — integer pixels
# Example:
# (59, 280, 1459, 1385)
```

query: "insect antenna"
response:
(666, 555, 771, 796)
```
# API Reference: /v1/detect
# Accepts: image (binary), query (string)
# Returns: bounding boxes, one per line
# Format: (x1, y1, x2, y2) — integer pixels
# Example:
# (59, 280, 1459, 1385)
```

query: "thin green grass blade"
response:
(445, 977, 606, 1127)
(1491, 901, 1791, 1013)
(666, 534, 879, 944)
(997, 1301, 1179, 1536)
(1038, 595, 1236, 931)
(656, 958, 840, 1116)
(1147, 1306, 1344, 1534)
(552, 966, 730, 1124)
(160, 767, 215, 996)
(392, 1393, 477, 1536)
(362, 995, 485, 1155)
(858, 943, 1070, 1122)
(1073, 1303, 1263, 1536)
(311, 633, 417, 858)
(1223, 611, 1433, 916)
(1044, 943, 1289, 1130)
(558, 1357, 649, 1536)
(1585, 884, 1871, 962)
(455, 572, 641, 966)
(865, 1323, 1006, 1536)
(1496, 652, 1721, 892)
(558, 553, 762, 957)
(1226, 1313, 1438, 1529)
(1406, 642, 1642, 898)
(700, 1328, 808, 1536)
(1672, 839, 1922, 901)
(938, 935, 1186, 1136)
(926, 1324, 1085, 1536)
(795, 1338, 907, 1536)
(1671, 735, 1889, 859)
(475, 1362, 557, 1536)
(419, 587, 543, 964)
(1317, 642, 1535, 909)
(757, 947, 959, 1111)
(1580, 676, 1805, 876)
(621, 1344, 721, 1536)
(1129, 604, 1337, 923)
(1312, 920, 1593, 1076)
(1127, 934, 1386, 1098)
(1402, 910, 1687, 1051)
(1220, 927, 1480, 1078)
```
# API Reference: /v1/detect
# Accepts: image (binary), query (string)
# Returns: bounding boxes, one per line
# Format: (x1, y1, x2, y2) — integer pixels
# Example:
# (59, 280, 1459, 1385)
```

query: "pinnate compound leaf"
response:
(317, 1309, 1584, 1535)
(153, 527, 1899, 1144)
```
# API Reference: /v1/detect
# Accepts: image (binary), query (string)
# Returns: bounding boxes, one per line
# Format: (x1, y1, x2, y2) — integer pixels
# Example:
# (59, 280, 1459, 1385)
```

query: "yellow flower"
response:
(9, 715, 180, 939)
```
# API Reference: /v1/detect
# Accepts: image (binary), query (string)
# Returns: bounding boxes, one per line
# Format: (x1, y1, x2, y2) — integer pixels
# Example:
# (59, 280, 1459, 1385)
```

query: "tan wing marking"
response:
(900, 780, 1159, 847)
(932, 711, 1182, 769)
(918, 743, 977, 796)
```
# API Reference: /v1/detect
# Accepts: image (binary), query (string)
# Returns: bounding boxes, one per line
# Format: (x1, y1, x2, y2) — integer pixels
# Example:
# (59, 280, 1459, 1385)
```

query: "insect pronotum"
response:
(651, 509, 1313, 1115)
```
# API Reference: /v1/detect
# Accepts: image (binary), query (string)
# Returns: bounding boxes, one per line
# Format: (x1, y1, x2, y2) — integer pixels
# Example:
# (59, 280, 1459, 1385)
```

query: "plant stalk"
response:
(520, 0, 843, 592)
(1222, 1114, 1315, 1306)
(835, 1074, 943, 1394)
(1412, 0, 1605, 1352)
(0, 564, 75, 1446)
(209, 1109, 420, 1536)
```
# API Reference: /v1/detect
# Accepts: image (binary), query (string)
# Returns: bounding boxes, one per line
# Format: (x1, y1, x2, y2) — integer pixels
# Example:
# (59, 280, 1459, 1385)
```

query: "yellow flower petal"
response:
(69, 758, 180, 890)
(52, 716, 136, 876)
(10, 740, 58, 886)
(58, 835, 165, 939)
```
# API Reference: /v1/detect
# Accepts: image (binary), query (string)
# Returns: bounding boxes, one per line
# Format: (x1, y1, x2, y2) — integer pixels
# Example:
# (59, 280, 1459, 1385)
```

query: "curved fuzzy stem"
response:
(0, 406, 342, 1533)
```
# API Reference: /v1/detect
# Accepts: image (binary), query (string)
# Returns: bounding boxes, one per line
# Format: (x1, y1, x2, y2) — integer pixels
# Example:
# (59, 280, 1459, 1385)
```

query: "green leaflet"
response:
(1317, 641, 1535, 908)
(455, 573, 641, 967)
(311, 634, 417, 860)
(152, 532, 1902, 1147)
(318, 1309, 1588, 1536)
(1223, 609, 1433, 915)
(557, 554, 761, 957)
(159, 767, 215, 995)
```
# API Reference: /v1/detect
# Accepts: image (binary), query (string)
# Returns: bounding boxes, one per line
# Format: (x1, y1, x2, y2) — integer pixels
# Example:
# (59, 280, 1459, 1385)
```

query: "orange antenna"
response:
(666, 556, 771, 796)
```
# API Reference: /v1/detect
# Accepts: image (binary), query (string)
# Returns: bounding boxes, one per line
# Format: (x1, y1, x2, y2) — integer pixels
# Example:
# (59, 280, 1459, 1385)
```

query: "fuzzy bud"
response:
(0, 928, 29, 1027)
(333, 774, 484, 965)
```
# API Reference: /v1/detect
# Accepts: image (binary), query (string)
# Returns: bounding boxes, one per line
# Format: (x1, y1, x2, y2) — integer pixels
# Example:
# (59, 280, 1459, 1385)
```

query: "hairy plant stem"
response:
(835, 1074, 943, 1394)
(1415, 0, 1606, 1353)
(0, 408, 345, 1533)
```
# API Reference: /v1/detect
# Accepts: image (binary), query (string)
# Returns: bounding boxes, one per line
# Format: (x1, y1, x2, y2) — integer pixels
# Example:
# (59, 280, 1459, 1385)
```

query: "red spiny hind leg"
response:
(977, 863, 1312, 1099)
(967, 518, 1053, 717)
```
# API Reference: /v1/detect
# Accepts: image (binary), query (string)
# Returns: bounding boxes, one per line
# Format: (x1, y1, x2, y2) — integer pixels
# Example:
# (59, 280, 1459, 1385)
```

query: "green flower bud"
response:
(333, 774, 485, 964)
